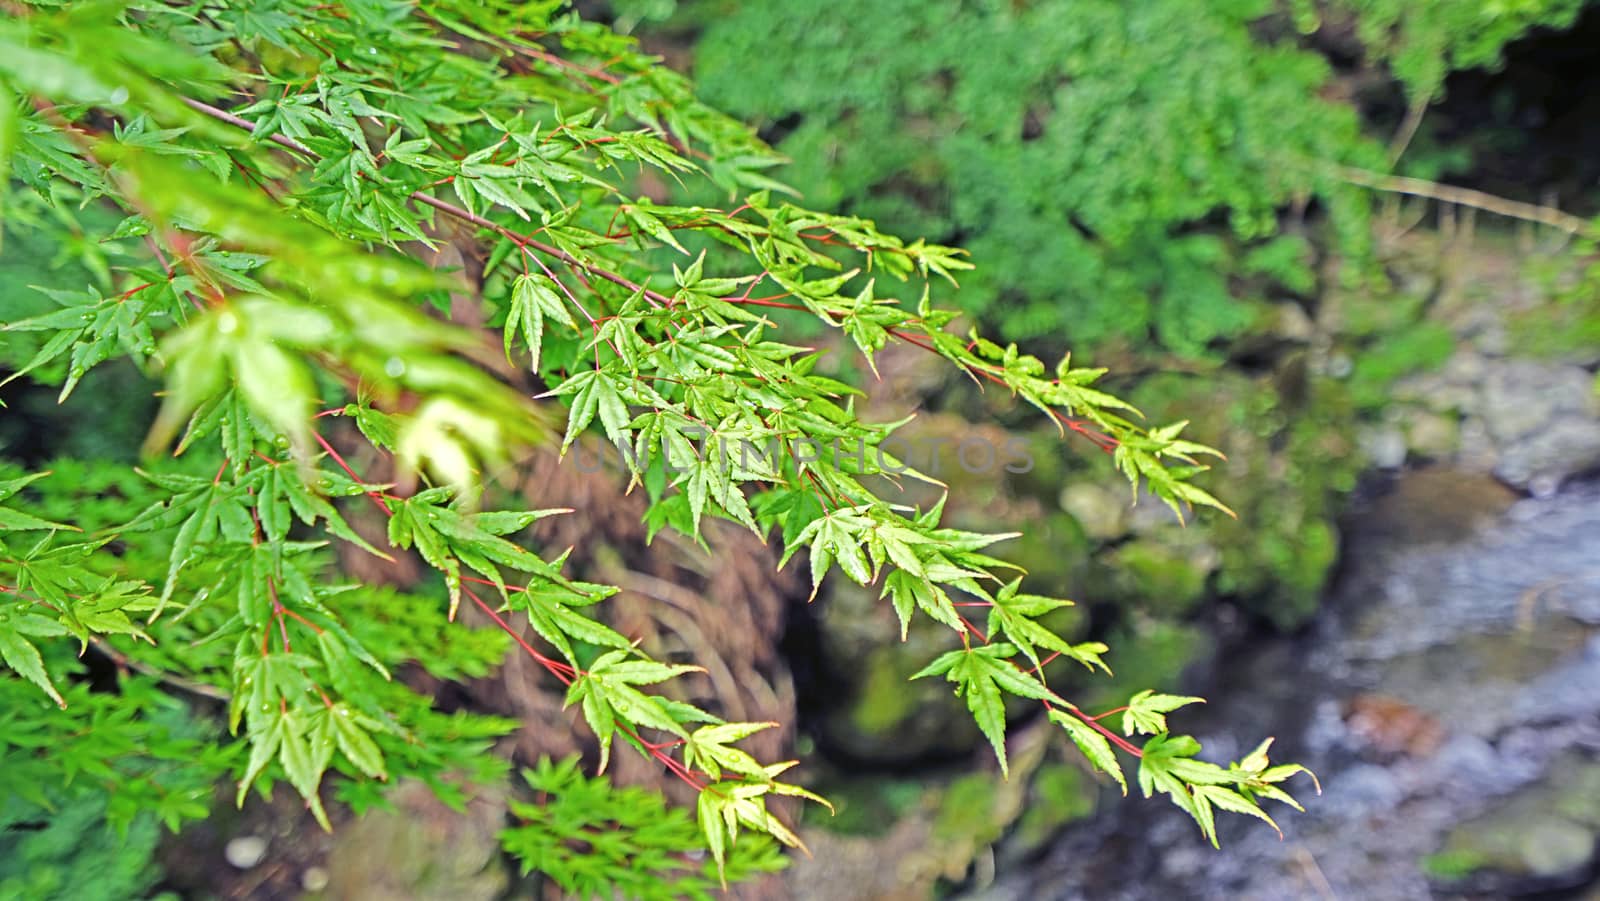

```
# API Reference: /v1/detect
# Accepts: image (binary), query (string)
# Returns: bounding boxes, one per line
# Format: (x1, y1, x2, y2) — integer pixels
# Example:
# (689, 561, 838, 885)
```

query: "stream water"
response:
(975, 472, 1600, 900)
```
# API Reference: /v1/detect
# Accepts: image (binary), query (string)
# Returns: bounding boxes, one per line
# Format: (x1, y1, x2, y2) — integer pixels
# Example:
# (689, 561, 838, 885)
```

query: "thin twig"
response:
(1336, 165, 1588, 235)
(92, 638, 232, 701)
(182, 97, 314, 158)
(1386, 97, 1429, 166)
(1292, 844, 1340, 901)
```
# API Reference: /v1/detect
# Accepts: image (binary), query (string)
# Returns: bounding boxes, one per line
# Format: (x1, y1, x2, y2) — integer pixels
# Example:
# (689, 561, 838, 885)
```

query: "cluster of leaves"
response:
(501, 756, 785, 900)
(1, 790, 171, 901)
(671, 0, 1590, 354)
(0, 671, 223, 835)
(1312, 0, 1589, 101)
(0, 670, 214, 901)
(682, 0, 1381, 351)
(0, 0, 1313, 891)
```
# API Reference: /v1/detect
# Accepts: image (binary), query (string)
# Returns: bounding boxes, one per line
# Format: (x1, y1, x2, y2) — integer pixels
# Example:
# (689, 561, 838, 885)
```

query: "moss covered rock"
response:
(1424, 754, 1600, 896)
(1127, 368, 1360, 627)
(816, 582, 981, 764)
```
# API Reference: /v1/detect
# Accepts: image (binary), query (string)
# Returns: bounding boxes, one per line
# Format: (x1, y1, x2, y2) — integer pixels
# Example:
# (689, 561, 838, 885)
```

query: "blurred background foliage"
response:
(7, 0, 1600, 896)
(687, 0, 1371, 353)
(606, 1, 1600, 892)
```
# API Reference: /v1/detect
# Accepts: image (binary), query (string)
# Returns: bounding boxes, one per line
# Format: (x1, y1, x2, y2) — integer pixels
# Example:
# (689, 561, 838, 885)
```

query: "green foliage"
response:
(688, 0, 1380, 349)
(0, 793, 168, 901)
(0, 0, 1315, 892)
(1134, 735, 1314, 848)
(0, 672, 222, 835)
(1319, 0, 1589, 100)
(0, 672, 214, 901)
(500, 757, 785, 900)
(688, 1, 1588, 353)
(1348, 321, 1456, 410)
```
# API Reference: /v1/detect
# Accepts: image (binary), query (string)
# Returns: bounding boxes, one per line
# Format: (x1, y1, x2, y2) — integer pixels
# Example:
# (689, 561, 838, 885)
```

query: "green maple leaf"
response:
(912, 643, 1058, 778)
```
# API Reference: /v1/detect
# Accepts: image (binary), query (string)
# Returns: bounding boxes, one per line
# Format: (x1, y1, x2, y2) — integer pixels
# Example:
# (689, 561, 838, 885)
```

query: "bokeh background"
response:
(5, 2, 1600, 899)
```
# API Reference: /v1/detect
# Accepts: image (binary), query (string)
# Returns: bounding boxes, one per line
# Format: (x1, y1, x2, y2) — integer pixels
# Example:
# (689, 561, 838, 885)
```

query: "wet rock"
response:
(1345, 467, 1516, 549)
(786, 814, 941, 901)
(1426, 755, 1600, 896)
(1057, 482, 1129, 542)
(1341, 694, 1443, 757)
(1517, 632, 1600, 722)
(1324, 764, 1402, 817)
(981, 483, 1600, 901)
(1432, 735, 1502, 793)
(313, 780, 508, 901)
(1480, 361, 1600, 489)
(816, 583, 980, 764)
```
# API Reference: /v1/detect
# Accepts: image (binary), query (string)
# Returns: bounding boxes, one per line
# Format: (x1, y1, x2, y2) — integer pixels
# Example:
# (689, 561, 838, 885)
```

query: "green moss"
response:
(1008, 511, 1093, 599)
(1129, 371, 1358, 628)
(1507, 290, 1600, 360)
(849, 646, 922, 737)
(1012, 764, 1096, 853)
(1112, 539, 1212, 617)
(1421, 849, 1489, 882)
(1348, 322, 1456, 411)
(808, 776, 927, 837)
(1283, 518, 1338, 604)
(933, 773, 1007, 848)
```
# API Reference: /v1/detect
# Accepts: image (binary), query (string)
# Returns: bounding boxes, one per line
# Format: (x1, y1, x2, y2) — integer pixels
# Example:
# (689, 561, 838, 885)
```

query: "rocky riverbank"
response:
(973, 474, 1600, 900)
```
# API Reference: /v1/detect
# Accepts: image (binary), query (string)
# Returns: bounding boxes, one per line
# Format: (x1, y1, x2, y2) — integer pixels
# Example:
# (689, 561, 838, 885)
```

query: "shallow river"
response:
(976, 473, 1600, 900)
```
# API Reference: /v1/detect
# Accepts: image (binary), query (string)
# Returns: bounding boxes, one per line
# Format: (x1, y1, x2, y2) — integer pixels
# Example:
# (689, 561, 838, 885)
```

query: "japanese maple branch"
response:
(307, 425, 732, 796)
(177, 98, 1123, 456)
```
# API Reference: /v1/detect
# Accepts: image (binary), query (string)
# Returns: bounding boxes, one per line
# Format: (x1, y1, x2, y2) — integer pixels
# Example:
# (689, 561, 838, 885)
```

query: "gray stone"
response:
(224, 835, 268, 870)
(1479, 362, 1600, 489)
(302, 867, 331, 893)
(1326, 352, 1354, 379)
(318, 780, 508, 901)
(1443, 350, 1488, 385)
(1057, 482, 1129, 541)
(1270, 302, 1317, 342)
(1325, 764, 1403, 817)
(1457, 416, 1500, 471)
(1404, 412, 1458, 461)
(1361, 426, 1408, 470)
(1521, 819, 1594, 879)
